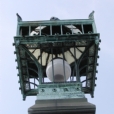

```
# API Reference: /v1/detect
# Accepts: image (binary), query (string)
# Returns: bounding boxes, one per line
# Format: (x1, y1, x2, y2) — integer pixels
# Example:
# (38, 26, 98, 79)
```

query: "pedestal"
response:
(28, 98, 96, 114)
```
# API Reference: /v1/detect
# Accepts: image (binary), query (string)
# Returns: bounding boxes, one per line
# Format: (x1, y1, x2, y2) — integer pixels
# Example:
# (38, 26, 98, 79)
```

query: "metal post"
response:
(81, 24, 84, 34)
(62, 48, 66, 82)
(50, 25, 52, 35)
(40, 25, 41, 36)
(51, 48, 54, 82)
(60, 25, 63, 35)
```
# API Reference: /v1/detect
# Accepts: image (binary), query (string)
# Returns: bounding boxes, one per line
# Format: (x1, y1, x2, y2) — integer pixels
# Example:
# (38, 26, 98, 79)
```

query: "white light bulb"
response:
(46, 59, 71, 82)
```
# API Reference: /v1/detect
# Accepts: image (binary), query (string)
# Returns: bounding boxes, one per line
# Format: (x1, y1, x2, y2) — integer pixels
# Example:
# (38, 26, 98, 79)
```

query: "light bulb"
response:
(46, 59, 71, 82)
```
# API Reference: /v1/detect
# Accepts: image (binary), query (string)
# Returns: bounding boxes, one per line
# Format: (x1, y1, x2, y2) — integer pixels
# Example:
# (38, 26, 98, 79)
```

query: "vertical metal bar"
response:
(74, 46, 77, 81)
(71, 24, 73, 34)
(74, 46, 80, 82)
(71, 66, 75, 81)
(77, 66, 80, 82)
(81, 24, 84, 34)
(50, 25, 52, 35)
(62, 48, 66, 82)
(91, 44, 98, 97)
(92, 22, 97, 33)
(60, 25, 63, 35)
(26, 60, 30, 90)
(86, 51, 89, 87)
(17, 25, 20, 36)
(29, 26, 31, 36)
(51, 48, 54, 82)
(42, 76, 44, 83)
(34, 78, 35, 89)
(72, 68, 75, 81)
(39, 46, 42, 84)
(40, 25, 41, 36)
(17, 48, 24, 96)
(39, 48, 42, 84)
(20, 28, 22, 36)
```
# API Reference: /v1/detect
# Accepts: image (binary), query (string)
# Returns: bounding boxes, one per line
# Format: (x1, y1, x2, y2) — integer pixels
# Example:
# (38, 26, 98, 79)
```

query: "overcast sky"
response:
(0, 0, 114, 114)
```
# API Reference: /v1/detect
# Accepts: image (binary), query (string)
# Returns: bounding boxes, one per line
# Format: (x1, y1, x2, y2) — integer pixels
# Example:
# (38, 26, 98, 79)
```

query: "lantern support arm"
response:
(38, 49, 43, 60)
(68, 49, 77, 61)
(77, 42, 94, 82)
(76, 47, 83, 53)
(24, 81, 38, 87)
(29, 75, 39, 81)
(46, 53, 50, 67)
(91, 44, 98, 97)
(78, 42, 94, 66)
(79, 65, 88, 73)
(31, 49, 37, 54)
(20, 45, 43, 84)
(81, 77, 92, 83)
(28, 68, 38, 75)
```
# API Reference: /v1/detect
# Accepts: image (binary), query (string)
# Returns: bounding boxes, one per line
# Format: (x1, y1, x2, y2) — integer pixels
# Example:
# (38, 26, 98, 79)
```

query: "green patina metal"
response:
(13, 16, 100, 100)
(37, 82, 85, 100)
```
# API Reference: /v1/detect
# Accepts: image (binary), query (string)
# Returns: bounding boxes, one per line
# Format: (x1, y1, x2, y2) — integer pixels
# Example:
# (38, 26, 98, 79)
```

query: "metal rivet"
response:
(76, 88, 79, 91)
(77, 84, 80, 86)
(41, 89, 45, 92)
(52, 88, 56, 92)
(64, 88, 68, 92)
(12, 43, 15, 46)
(98, 47, 100, 51)
(14, 51, 17, 54)
(16, 66, 19, 69)
(96, 63, 99, 66)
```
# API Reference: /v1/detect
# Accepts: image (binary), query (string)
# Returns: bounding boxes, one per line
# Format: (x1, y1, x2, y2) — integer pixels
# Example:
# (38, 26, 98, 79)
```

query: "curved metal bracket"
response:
(20, 45, 43, 84)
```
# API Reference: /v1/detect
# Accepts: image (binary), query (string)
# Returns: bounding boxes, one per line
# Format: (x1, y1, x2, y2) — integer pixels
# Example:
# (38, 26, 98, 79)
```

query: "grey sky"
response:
(0, 0, 114, 114)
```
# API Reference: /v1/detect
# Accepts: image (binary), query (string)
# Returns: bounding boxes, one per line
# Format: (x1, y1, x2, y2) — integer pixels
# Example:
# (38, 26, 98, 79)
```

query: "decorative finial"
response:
(88, 11, 95, 20)
(16, 13, 22, 22)
(50, 17, 59, 21)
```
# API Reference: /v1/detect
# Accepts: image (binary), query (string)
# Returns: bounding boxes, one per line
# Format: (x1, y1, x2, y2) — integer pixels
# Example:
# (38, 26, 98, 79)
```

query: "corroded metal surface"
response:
(37, 82, 85, 100)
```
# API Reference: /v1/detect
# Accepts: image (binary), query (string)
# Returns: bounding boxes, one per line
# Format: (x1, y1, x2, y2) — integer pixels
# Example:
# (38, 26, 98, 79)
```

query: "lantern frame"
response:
(14, 18, 100, 100)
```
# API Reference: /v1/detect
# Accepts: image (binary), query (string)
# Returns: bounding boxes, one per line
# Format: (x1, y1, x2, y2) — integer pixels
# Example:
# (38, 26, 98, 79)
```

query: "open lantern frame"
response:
(14, 18, 100, 100)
